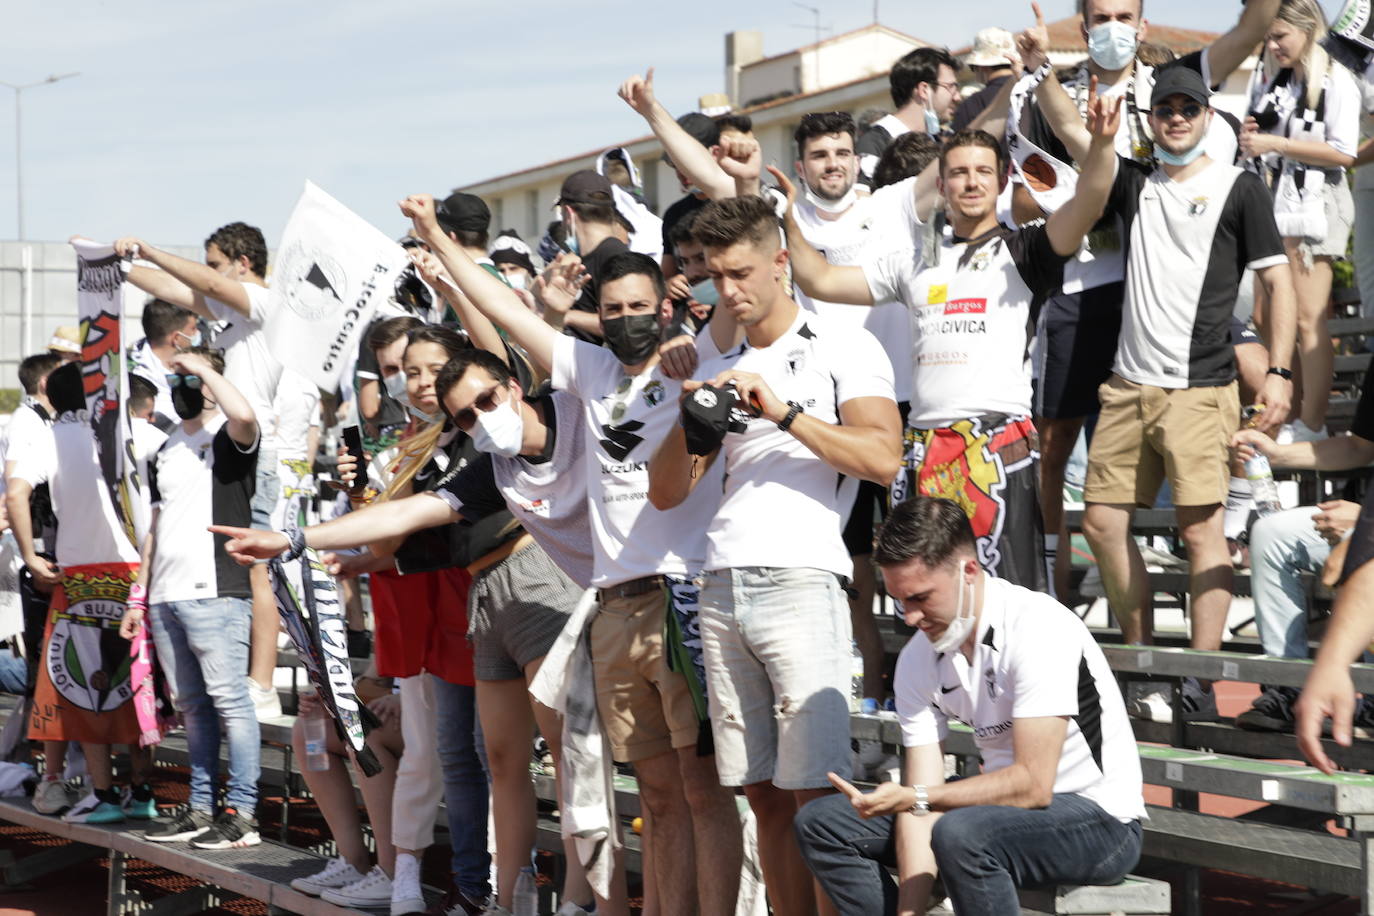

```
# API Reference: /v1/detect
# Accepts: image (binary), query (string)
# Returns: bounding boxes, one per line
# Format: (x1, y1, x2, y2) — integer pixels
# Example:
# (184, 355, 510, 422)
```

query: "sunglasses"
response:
(1151, 103, 1206, 121)
(165, 373, 202, 389)
(450, 384, 507, 431)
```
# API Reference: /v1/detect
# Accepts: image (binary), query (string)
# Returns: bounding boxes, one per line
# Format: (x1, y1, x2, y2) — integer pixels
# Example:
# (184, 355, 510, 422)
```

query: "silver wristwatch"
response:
(908, 783, 931, 816)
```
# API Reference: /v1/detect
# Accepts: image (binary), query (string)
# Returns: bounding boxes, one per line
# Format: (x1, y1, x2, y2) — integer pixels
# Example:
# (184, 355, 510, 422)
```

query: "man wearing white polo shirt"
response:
(795, 496, 1145, 915)
(649, 194, 902, 916)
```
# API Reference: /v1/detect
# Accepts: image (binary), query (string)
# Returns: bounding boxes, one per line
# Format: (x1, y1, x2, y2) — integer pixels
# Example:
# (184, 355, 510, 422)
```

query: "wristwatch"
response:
(907, 784, 931, 816)
(1266, 366, 1293, 381)
(778, 400, 804, 431)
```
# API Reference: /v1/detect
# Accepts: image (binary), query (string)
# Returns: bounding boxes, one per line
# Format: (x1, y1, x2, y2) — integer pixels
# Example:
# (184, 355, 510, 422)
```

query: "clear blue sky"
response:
(0, 0, 1346, 248)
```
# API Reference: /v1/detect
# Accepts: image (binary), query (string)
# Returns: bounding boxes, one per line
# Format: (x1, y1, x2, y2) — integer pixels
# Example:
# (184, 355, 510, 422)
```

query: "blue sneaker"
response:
(122, 784, 157, 819)
(63, 790, 124, 824)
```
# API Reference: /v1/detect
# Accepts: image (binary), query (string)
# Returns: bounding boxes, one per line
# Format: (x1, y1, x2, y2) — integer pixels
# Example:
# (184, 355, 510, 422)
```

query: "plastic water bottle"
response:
(850, 641, 866, 713)
(512, 866, 538, 916)
(303, 711, 330, 772)
(1244, 453, 1283, 518)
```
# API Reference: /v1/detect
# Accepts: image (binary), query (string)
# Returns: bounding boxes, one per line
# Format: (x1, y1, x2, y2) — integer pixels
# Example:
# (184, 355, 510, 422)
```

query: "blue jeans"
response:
(0, 650, 26, 694)
(795, 792, 1142, 915)
(1251, 506, 1328, 659)
(432, 675, 490, 897)
(149, 597, 260, 813)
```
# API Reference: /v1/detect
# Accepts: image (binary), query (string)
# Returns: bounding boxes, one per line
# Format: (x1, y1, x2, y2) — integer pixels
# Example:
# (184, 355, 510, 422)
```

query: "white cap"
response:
(964, 28, 1017, 68)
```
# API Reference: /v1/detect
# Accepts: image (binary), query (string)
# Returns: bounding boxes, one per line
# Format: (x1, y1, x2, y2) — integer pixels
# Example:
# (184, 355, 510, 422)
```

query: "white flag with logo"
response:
(265, 181, 409, 390)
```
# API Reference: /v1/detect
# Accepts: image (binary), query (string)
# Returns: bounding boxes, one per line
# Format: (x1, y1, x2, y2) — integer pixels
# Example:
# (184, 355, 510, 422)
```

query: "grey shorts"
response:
(250, 448, 280, 529)
(468, 542, 580, 681)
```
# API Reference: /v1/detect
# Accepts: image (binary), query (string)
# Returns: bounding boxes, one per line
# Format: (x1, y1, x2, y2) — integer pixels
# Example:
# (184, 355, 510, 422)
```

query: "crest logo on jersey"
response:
(786, 348, 806, 375)
(1188, 197, 1209, 216)
(47, 571, 135, 713)
(642, 380, 665, 408)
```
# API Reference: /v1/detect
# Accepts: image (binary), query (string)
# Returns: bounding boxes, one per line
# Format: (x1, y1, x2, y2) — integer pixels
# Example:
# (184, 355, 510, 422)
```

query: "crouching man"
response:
(794, 496, 1145, 915)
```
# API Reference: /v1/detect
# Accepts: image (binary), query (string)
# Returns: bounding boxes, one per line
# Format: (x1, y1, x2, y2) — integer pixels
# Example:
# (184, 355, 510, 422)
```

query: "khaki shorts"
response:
(590, 583, 700, 763)
(1084, 374, 1238, 507)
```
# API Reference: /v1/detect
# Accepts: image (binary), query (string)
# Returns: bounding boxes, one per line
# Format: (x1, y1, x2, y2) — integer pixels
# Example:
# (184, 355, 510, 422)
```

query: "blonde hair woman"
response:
(1243, 0, 1360, 439)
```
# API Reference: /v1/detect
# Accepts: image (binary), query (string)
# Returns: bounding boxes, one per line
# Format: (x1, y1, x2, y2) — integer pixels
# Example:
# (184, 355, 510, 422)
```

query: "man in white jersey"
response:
(113, 224, 285, 719)
(649, 195, 902, 916)
(794, 496, 1144, 915)
(1037, 62, 1298, 722)
(1011, 0, 1282, 596)
(404, 186, 746, 914)
(781, 84, 1123, 591)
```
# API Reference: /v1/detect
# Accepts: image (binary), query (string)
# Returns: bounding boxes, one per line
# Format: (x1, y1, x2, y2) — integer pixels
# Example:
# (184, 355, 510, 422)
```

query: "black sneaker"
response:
(1235, 685, 1297, 732)
(189, 808, 261, 849)
(144, 808, 215, 843)
(424, 882, 491, 916)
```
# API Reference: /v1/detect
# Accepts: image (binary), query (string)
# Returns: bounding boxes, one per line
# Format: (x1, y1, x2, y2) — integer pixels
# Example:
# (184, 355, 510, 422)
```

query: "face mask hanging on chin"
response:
(929, 573, 977, 653)
(1153, 140, 1206, 167)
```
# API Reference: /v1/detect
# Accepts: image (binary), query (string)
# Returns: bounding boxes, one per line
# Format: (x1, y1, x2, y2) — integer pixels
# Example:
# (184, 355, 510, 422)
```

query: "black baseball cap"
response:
(1150, 65, 1210, 108)
(556, 170, 615, 207)
(660, 112, 721, 166)
(435, 192, 491, 235)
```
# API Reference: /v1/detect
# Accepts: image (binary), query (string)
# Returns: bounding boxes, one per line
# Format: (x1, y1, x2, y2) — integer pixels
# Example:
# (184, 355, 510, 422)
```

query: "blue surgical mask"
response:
(177, 328, 203, 348)
(689, 278, 719, 307)
(563, 212, 579, 255)
(1153, 141, 1206, 167)
(924, 107, 940, 135)
(1087, 21, 1139, 71)
(383, 371, 407, 400)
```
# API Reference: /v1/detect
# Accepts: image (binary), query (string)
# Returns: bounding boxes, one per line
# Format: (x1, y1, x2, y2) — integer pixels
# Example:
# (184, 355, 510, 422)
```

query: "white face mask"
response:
(929, 571, 977, 653)
(506, 271, 528, 291)
(1087, 21, 1139, 71)
(802, 181, 858, 214)
(470, 397, 525, 457)
(383, 371, 407, 400)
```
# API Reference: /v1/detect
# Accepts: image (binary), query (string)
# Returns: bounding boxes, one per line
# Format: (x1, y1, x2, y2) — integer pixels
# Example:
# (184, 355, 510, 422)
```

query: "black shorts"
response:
(1033, 282, 1125, 420)
(842, 478, 889, 556)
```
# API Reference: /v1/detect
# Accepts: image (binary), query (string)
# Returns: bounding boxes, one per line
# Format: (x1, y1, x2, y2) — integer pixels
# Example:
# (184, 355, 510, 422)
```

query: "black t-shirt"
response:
(568, 236, 631, 344)
(660, 194, 707, 258)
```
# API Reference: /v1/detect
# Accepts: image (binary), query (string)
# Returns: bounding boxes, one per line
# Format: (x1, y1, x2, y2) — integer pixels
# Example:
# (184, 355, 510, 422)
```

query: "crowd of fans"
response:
(7, 0, 1374, 913)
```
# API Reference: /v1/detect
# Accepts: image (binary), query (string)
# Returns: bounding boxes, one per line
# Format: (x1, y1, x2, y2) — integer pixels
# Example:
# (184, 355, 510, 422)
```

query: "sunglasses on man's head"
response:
(1151, 103, 1205, 121)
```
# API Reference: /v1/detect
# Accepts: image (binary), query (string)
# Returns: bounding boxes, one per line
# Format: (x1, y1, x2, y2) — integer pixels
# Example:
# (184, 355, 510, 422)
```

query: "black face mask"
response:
(602, 314, 660, 366)
(170, 378, 205, 420)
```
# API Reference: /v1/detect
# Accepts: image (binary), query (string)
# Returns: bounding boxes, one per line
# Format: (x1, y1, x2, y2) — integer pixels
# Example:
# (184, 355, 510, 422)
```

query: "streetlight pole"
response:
(0, 72, 79, 241)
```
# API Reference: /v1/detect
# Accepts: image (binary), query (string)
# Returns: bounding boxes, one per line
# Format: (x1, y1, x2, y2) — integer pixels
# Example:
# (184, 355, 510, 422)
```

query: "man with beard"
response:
(780, 81, 1123, 592)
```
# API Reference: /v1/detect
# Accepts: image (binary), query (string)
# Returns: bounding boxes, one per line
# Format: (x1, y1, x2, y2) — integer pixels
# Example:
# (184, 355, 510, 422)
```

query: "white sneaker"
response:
(31, 778, 73, 815)
(247, 677, 282, 721)
(1289, 418, 1328, 443)
(1126, 682, 1173, 723)
(391, 852, 425, 915)
(323, 865, 394, 907)
(290, 856, 365, 896)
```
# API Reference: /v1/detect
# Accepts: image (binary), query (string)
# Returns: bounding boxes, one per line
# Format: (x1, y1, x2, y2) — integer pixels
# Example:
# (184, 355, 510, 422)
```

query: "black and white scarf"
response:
(1245, 66, 1331, 240)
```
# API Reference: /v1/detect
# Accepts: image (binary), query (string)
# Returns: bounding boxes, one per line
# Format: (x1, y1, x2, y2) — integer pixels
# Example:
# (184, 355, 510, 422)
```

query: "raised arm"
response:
(768, 166, 876, 306)
(400, 195, 529, 366)
(406, 243, 509, 364)
(1044, 79, 1121, 256)
(172, 350, 257, 446)
(618, 69, 735, 201)
(123, 264, 217, 321)
(112, 238, 252, 318)
(1019, 4, 1093, 165)
(1205, 0, 1280, 84)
